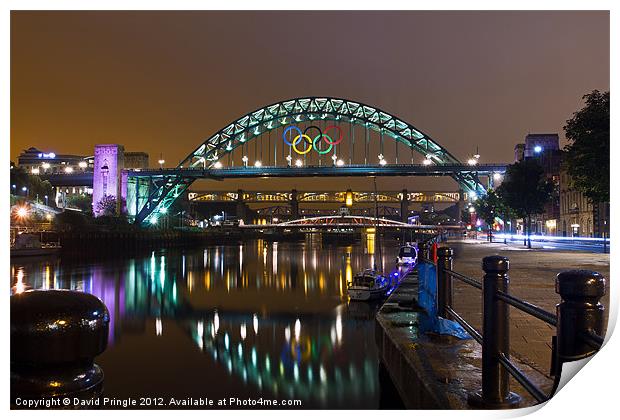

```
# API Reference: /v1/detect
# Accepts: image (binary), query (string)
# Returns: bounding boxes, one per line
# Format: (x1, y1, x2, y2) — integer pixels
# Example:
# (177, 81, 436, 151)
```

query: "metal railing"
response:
(417, 243, 606, 408)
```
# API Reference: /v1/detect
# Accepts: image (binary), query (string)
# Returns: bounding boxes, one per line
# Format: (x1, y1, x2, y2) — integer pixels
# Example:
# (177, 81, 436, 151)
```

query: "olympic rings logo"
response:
(282, 125, 343, 155)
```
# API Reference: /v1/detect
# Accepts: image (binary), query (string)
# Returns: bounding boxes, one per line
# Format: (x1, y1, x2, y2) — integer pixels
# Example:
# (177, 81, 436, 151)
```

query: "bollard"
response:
(468, 256, 521, 408)
(554, 270, 606, 375)
(436, 247, 453, 319)
(419, 241, 430, 261)
(11, 290, 110, 407)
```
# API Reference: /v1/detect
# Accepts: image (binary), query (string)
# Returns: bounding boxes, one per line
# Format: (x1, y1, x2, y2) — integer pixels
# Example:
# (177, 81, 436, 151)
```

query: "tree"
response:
(95, 195, 119, 216)
(497, 159, 554, 248)
(67, 194, 93, 214)
(473, 189, 505, 242)
(563, 90, 609, 203)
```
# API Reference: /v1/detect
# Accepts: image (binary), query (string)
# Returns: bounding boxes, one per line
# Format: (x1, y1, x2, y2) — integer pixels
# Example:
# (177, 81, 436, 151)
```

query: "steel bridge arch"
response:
(180, 97, 461, 168)
(135, 97, 484, 225)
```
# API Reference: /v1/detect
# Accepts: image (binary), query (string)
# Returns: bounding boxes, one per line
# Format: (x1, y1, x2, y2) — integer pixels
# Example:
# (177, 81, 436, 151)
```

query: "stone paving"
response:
(443, 239, 610, 378)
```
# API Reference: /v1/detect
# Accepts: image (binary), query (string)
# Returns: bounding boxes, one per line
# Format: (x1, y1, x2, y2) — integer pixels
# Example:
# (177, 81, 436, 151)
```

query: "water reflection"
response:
(10, 237, 401, 408)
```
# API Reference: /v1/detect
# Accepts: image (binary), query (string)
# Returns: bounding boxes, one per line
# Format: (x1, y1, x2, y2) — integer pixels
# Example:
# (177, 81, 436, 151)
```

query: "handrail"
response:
(498, 354, 547, 404)
(495, 290, 557, 326)
(427, 247, 607, 408)
(443, 268, 482, 290)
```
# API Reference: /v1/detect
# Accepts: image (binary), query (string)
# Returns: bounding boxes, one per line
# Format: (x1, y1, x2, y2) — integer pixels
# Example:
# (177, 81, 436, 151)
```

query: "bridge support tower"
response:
(290, 189, 300, 220)
(400, 189, 409, 223)
(236, 189, 247, 221)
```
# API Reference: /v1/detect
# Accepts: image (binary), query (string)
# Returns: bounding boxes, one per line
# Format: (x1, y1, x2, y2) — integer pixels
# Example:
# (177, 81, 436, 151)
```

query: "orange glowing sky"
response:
(11, 11, 609, 191)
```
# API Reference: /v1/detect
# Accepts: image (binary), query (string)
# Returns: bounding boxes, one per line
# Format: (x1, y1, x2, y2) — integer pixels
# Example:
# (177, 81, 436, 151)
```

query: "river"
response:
(10, 235, 407, 409)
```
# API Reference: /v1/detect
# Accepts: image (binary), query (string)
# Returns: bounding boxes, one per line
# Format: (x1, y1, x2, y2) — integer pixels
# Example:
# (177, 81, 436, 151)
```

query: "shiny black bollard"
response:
(468, 256, 521, 408)
(554, 270, 606, 374)
(11, 290, 110, 408)
(436, 247, 453, 319)
(419, 241, 430, 261)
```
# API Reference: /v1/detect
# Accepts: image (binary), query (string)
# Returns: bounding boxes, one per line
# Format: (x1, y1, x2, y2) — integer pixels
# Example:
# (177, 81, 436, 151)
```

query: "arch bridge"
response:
(189, 190, 465, 204)
(122, 97, 505, 225)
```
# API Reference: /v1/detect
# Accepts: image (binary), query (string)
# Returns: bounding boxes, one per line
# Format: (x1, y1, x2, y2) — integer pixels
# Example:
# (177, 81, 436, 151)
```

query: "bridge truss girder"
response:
(134, 97, 489, 225)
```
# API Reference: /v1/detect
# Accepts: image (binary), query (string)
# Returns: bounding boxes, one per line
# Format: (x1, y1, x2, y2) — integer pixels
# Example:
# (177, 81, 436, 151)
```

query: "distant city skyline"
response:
(11, 11, 609, 191)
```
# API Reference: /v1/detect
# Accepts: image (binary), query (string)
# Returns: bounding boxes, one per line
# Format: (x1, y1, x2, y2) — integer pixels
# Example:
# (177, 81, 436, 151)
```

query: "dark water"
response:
(10, 235, 405, 409)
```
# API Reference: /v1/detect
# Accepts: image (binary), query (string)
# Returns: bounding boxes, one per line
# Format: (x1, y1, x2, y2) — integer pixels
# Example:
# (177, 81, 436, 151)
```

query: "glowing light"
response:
(240, 323, 247, 340)
(469, 206, 476, 213)
(45, 214, 53, 221)
(150, 217, 158, 225)
(336, 159, 344, 166)
(294, 159, 303, 167)
(534, 145, 542, 153)
(155, 318, 163, 336)
(336, 314, 342, 344)
(78, 161, 88, 168)
(213, 312, 220, 334)
(242, 156, 249, 166)
(294, 318, 301, 340)
(64, 166, 74, 173)
(469, 192, 477, 200)
(160, 207, 167, 214)
(213, 161, 223, 169)
(422, 158, 432, 165)
(254, 160, 262, 167)
(284, 326, 291, 342)
(378, 154, 386, 166)
(493, 173, 502, 181)
(31, 168, 39, 174)
(41, 162, 50, 170)
(467, 158, 478, 166)
(16, 207, 29, 219)
(158, 159, 165, 165)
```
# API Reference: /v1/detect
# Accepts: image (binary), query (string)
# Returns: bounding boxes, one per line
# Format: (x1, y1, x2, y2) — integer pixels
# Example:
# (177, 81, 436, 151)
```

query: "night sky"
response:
(10, 11, 609, 192)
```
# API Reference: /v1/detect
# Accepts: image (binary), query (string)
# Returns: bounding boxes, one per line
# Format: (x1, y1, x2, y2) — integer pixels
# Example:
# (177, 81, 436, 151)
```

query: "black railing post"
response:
(436, 247, 453, 319)
(554, 270, 606, 375)
(469, 255, 521, 408)
(419, 241, 430, 261)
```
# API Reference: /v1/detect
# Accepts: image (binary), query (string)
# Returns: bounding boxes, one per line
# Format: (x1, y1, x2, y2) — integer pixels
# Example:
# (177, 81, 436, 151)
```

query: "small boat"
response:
(11, 233, 61, 258)
(396, 243, 418, 266)
(347, 269, 391, 301)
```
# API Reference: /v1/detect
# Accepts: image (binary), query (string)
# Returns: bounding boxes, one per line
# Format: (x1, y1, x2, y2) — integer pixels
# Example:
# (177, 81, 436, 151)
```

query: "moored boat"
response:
(396, 242, 418, 266)
(11, 233, 61, 258)
(347, 269, 391, 301)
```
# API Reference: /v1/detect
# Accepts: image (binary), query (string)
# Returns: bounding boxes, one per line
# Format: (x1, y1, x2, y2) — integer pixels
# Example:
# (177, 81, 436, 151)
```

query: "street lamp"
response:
(213, 161, 223, 169)
(378, 154, 386, 166)
(79, 161, 88, 169)
(254, 160, 262, 168)
(493, 173, 502, 181)
(467, 158, 478, 166)
(242, 156, 249, 167)
(534, 145, 542, 153)
(64, 166, 74, 173)
(286, 155, 292, 167)
(44, 195, 49, 206)
(158, 159, 165, 169)
(336, 159, 344, 167)
(331, 155, 338, 166)
(294, 159, 303, 168)
(21, 186, 28, 197)
(41, 162, 50, 171)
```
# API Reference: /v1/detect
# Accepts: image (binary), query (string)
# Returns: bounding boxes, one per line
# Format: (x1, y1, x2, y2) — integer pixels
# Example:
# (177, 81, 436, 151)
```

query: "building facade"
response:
(16, 147, 94, 174)
(559, 168, 594, 237)
(514, 134, 561, 235)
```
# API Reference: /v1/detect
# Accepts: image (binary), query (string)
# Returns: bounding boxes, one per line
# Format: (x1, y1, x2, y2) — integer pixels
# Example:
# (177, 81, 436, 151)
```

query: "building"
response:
(124, 152, 149, 169)
(514, 134, 561, 235)
(16, 147, 94, 174)
(559, 169, 609, 238)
